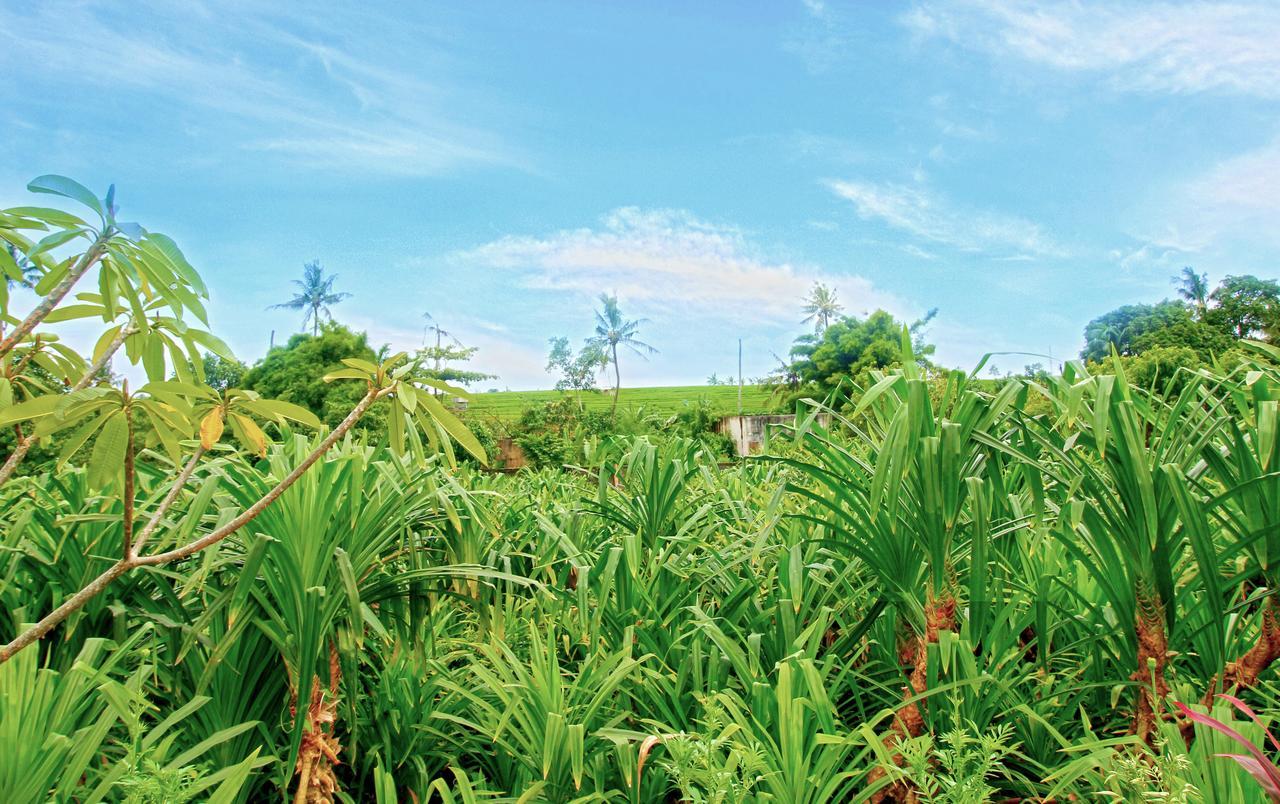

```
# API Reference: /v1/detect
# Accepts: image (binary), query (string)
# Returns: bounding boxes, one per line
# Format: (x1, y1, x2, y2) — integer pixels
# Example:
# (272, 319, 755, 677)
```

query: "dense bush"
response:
(240, 322, 388, 432)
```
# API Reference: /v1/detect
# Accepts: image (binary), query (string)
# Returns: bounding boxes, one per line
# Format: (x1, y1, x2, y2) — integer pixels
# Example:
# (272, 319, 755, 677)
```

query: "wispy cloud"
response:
(903, 0, 1280, 98)
(0, 2, 517, 175)
(784, 0, 854, 74)
(454, 207, 906, 323)
(1191, 139, 1280, 216)
(826, 179, 1066, 257)
(1169, 137, 1280, 251)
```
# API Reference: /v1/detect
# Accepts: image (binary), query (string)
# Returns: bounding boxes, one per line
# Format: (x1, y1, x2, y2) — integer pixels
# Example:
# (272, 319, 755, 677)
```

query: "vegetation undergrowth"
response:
(3, 177, 1280, 803)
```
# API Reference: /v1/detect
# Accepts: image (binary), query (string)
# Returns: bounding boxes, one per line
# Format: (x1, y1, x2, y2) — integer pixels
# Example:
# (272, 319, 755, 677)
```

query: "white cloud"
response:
(455, 207, 906, 324)
(801, 0, 827, 17)
(903, 1, 1280, 98)
(1111, 239, 1197, 274)
(1191, 139, 1280, 217)
(1144, 139, 1280, 252)
(899, 244, 938, 261)
(784, 0, 852, 73)
(826, 179, 1066, 257)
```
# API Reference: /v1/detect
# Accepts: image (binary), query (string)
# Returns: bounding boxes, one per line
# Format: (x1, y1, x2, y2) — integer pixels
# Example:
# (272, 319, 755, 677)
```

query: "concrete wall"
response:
(718, 413, 828, 457)
(495, 437, 527, 470)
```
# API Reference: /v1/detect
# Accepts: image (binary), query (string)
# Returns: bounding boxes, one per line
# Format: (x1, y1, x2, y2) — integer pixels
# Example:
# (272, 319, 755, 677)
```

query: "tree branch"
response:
(0, 231, 112, 361)
(0, 324, 135, 487)
(134, 386, 386, 566)
(0, 558, 132, 663)
(0, 384, 387, 664)
(128, 446, 206, 559)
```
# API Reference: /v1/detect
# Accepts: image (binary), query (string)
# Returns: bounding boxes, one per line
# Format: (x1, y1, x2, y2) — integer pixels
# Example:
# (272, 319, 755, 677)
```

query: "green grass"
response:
(464, 384, 781, 421)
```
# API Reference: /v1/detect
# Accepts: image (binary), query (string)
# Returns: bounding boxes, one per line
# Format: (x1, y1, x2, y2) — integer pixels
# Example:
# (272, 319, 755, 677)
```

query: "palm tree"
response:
(588, 293, 656, 414)
(270, 260, 351, 336)
(1173, 267, 1209, 316)
(801, 282, 842, 333)
(3, 243, 40, 290)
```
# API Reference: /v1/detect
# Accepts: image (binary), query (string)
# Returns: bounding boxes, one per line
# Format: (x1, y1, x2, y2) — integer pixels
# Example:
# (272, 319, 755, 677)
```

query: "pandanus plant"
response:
(1199, 343, 1280, 690)
(1029, 359, 1224, 741)
(785, 337, 1024, 799)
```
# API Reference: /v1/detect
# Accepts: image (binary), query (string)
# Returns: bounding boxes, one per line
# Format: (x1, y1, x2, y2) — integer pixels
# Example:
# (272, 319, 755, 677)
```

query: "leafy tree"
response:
(1083, 275, 1279, 365)
(240, 323, 385, 430)
(414, 315, 494, 390)
(414, 341, 494, 388)
(587, 294, 656, 413)
(1126, 345, 1201, 395)
(791, 309, 935, 392)
(193, 351, 246, 392)
(270, 260, 351, 337)
(546, 336, 606, 392)
(1081, 301, 1199, 362)
(801, 282, 843, 334)
(1131, 317, 1235, 360)
(1205, 274, 1280, 340)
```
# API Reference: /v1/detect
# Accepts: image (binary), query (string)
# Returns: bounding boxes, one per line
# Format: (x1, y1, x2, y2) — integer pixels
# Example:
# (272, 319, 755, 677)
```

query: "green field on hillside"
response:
(464, 384, 781, 421)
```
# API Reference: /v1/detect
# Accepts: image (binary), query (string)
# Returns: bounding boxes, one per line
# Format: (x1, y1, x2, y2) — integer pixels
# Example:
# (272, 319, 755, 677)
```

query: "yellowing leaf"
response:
(200, 408, 225, 449)
(230, 412, 267, 457)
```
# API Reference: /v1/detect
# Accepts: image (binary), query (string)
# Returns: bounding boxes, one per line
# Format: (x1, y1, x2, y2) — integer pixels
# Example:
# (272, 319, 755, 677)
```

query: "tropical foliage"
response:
(4, 177, 1280, 804)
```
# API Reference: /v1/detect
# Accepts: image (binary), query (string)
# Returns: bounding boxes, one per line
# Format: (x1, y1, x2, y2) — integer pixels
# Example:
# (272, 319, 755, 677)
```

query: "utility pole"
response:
(737, 338, 743, 416)
(269, 329, 275, 350)
(737, 338, 744, 457)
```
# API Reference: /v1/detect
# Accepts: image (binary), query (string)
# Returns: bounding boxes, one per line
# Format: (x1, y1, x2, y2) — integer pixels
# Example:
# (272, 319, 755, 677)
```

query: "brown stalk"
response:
(867, 591, 957, 803)
(1132, 599, 1171, 744)
(1224, 598, 1280, 690)
(122, 399, 135, 557)
(292, 646, 343, 804)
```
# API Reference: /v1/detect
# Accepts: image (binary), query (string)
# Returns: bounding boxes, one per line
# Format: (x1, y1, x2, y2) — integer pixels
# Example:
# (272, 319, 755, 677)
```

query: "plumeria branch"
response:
(0, 230, 112, 360)
(0, 384, 391, 664)
(0, 324, 136, 487)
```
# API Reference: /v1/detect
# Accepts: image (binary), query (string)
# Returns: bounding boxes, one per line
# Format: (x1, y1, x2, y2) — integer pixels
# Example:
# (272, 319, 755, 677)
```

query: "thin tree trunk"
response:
(611, 343, 620, 415)
(0, 232, 111, 361)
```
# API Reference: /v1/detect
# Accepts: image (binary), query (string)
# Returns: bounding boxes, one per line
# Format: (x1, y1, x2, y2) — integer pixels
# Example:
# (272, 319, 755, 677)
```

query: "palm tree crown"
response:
(1174, 267, 1209, 314)
(802, 282, 843, 333)
(270, 260, 351, 337)
(588, 293, 656, 413)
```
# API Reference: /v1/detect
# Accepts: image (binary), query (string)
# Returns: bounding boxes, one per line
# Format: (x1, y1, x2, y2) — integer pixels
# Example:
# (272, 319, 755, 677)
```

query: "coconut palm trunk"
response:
(611, 342, 621, 414)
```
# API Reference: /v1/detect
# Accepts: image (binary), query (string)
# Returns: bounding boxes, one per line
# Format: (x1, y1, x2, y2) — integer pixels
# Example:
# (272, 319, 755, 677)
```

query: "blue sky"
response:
(3, 1, 1279, 388)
